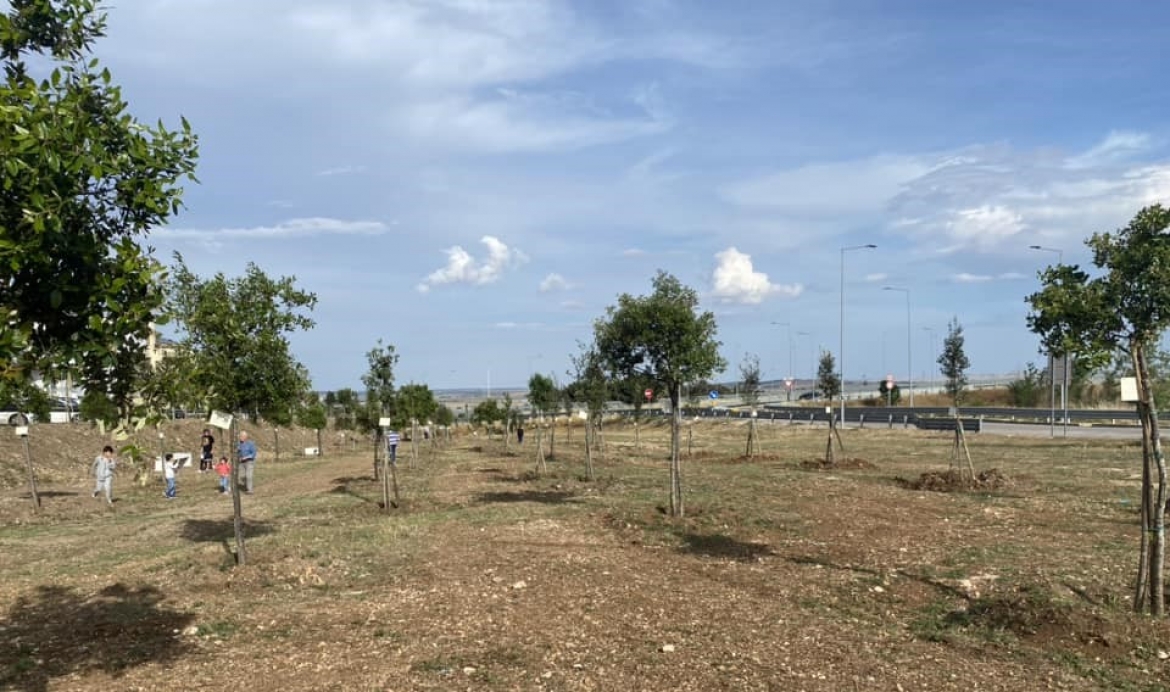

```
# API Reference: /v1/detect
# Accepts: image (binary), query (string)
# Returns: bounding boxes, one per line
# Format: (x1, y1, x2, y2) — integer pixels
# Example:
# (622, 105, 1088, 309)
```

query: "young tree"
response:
(594, 271, 725, 517)
(1027, 205, 1170, 616)
(296, 393, 328, 458)
(167, 257, 316, 566)
(360, 340, 398, 501)
(0, 0, 198, 385)
(527, 373, 559, 460)
(938, 317, 970, 409)
(816, 351, 841, 402)
(1007, 363, 1045, 408)
(395, 383, 439, 466)
(740, 353, 762, 456)
(816, 350, 843, 464)
(568, 343, 609, 481)
(332, 388, 359, 431)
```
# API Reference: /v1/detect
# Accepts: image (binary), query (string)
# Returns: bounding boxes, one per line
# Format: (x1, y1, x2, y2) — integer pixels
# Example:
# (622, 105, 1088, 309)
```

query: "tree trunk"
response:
(389, 453, 400, 508)
(411, 419, 419, 468)
(584, 417, 596, 481)
(670, 383, 683, 518)
(22, 434, 39, 512)
(535, 425, 546, 476)
(230, 418, 247, 566)
(825, 415, 836, 465)
(1136, 344, 1167, 615)
(1136, 399, 1153, 610)
(549, 423, 556, 460)
(274, 428, 280, 463)
(316, 428, 323, 458)
(634, 419, 640, 456)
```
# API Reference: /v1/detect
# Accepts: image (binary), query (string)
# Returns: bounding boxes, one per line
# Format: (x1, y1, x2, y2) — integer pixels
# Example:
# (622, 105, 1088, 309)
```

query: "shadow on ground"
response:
(179, 518, 276, 544)
(0, 584, 194, 692)
(474, 490, 579, 505)
(679, 533, 775, 561)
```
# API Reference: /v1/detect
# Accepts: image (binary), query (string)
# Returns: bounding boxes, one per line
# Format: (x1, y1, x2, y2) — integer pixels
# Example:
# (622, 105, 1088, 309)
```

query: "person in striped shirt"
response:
(385, 429, 400, 464)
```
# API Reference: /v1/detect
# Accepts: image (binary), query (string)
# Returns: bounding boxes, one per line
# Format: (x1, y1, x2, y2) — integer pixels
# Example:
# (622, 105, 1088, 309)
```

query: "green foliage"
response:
(877, 379, 901, 405)
(434, 405, 455, 427)
(0, 0, 198, 384)
(360, 340, 398, 427)
(0, 378, 50, 421)
(331, 388, 358, 430)
(1028, 205, 1170, 367)
(593, 271, 725, 406)
(526, 373, 559, 417)
(394, 383, 439, 429)
(816, 351, 840, 400)
(296, 393, 328, 431)
(471, 398, 505, 426)
(739, 353, 762, 408)
(938, 317, 970, 407)
(567, 343, 608, 417)
(137, 351, 196, 418)
(165, 256, 315, 422)
(78, 387, 117, 426)
(1007, 363, 1044, 408)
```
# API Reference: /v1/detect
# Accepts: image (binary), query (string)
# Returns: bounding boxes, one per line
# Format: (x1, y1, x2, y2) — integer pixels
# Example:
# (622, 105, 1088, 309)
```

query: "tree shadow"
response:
(330, 482, 379, 506)
(26, 491, 79, 499)
(679, 533, 775, 562)
(474, 490, 579, 505)
(0, 583, 194, 691)
(787, 555, 971, 600)
(179, 518, 276, 545)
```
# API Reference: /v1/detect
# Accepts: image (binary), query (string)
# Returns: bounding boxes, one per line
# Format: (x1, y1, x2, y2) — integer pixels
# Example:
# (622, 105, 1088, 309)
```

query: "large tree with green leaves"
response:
(594, 271, 725, 517)
(0, 0, 198, 381)
(359, 339, 398, 501)
(166, 256, 316, 566)
(1027, 204, 1170, 616)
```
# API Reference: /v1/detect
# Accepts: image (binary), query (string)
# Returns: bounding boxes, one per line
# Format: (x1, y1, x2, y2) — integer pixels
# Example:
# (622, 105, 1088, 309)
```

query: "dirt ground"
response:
(1, 419, 1169, 691)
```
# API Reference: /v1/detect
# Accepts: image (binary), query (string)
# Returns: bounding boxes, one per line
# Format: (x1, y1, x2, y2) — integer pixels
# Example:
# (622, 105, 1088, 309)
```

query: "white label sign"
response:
(1121, 377, 1139, 403)
(378, 417, 392, 427)
(208, 410, 233, 430)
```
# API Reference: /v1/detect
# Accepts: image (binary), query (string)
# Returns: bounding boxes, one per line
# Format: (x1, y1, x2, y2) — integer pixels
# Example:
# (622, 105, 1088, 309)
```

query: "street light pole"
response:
(1029, 245, 1064, 437)
(882, 286, 912, 407)
(797, 331, 812, 391)
(922, 327, 936, 393)
(840, 244, 877, 424)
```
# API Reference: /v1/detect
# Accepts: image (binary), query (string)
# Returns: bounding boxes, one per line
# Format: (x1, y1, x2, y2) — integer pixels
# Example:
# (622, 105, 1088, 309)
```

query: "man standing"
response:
(238, 430, 258, 494)
(92, 445, 116, 504)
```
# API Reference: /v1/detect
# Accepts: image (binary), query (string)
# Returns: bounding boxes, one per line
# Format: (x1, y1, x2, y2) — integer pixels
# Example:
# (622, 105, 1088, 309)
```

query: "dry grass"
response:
(0, 419, 1168, 691)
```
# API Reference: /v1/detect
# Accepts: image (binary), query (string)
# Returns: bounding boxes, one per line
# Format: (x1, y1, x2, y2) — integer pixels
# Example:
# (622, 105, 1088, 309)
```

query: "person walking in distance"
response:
(382, 429, 400, 476)
(92, 445, 116, 504)
(200, 428, 215, 473)
(238, 430, 258, 494)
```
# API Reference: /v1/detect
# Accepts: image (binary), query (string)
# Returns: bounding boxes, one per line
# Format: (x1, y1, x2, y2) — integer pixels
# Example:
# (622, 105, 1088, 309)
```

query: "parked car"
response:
(797, 391, 822, 401)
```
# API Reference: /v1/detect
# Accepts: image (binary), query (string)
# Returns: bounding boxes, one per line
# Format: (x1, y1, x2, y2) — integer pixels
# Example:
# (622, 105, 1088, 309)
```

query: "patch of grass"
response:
(196, 620, 238, 639)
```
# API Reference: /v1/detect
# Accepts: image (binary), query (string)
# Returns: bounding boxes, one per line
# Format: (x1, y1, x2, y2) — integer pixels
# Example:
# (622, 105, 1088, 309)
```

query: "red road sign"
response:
(644, 388, 653, 400)
(784, 379, 794, 390)
(885, 374, 895, 388)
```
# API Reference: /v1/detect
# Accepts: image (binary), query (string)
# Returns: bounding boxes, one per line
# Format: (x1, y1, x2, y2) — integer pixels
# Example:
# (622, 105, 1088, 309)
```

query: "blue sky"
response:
(88, 0, 1170, 390)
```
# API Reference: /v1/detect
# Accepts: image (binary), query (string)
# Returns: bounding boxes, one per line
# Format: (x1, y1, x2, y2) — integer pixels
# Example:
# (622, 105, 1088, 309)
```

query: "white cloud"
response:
(710, 247, 802, 304)
(539, 273, 571, 292)
(865, 272, 888, 282)
(621, 248, 647, 257)
(951, 271, 1029, 283)
(417, 236, 528, 293)
(317, 165, 366, 177)
(159, 217, 389, 240)
(493, 321, 543, 330)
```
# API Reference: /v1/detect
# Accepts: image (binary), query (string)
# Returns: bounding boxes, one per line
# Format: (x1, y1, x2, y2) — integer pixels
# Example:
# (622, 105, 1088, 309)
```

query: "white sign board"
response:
(304, 447, 320, 457)
(208, 410, 233, 430)
(378, 417, 392, 427)
(153, 452, 193, 473)
(1121, 377, 1139, 403)
(577, 410, 588, 420)
(14, 425, 28, 437)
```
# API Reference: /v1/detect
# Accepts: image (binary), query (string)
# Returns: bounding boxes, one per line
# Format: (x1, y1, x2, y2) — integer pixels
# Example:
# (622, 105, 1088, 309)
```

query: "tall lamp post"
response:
(1029, 245, 1065, 437)
(882, 286, 913, 406)
(922, 327, 936, 393)
(770, 321, 793, 400)
(840, 244, 877, 423)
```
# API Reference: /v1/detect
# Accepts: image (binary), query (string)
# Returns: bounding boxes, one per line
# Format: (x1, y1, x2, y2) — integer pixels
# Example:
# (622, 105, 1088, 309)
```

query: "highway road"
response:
(980, 422, 1141, 440)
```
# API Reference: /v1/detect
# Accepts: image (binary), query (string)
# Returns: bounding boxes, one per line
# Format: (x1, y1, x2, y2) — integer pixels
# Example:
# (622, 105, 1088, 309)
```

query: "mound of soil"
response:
(800, 457, 876, 470)
(899, 467, 1011, 492)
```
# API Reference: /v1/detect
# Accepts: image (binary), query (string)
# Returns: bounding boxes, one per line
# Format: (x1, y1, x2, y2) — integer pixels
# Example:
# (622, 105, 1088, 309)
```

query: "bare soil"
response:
(898, 468, 1013, 492)
(1, 421, 1169, 690)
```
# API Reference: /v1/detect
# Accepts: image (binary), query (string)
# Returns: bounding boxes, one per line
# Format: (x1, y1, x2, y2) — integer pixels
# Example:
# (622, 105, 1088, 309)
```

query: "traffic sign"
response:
(784, 379, 794, 390)
(708, 390, 719, 400)
(644, 388, 653, 401)
(885, 374, 895, 389)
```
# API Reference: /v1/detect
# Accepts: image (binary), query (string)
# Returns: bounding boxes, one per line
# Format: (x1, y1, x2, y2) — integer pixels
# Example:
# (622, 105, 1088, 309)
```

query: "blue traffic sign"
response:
(708, 390, 719, 399)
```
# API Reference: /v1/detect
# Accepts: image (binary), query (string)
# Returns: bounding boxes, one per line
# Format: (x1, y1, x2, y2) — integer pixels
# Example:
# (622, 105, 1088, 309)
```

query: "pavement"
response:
(980, 421, 1141, 440)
